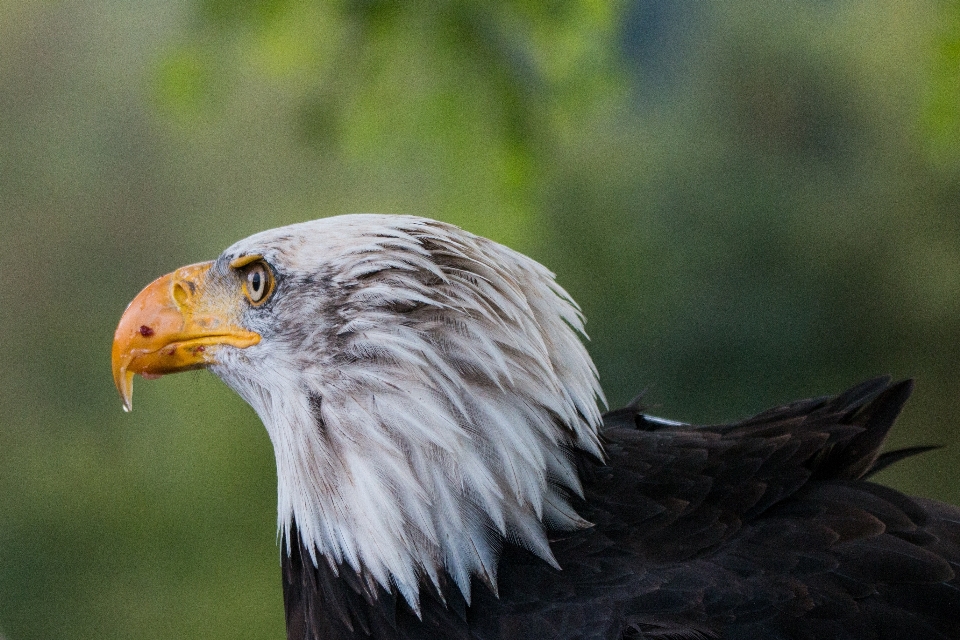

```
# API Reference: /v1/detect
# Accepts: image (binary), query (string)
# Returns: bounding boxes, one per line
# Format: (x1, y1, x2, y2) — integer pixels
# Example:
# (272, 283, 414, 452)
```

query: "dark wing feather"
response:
(282, 378, 960, 639)
(559, 376, 960, 638)
(866, 445, 942, 478)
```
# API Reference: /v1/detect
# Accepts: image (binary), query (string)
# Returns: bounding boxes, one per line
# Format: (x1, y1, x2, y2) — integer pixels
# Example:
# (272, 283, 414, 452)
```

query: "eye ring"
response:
(240, 261, 275, 306)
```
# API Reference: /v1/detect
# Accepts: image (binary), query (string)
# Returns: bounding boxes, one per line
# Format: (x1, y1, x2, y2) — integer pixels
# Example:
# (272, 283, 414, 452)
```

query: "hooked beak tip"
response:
(115, 366, 134, 413)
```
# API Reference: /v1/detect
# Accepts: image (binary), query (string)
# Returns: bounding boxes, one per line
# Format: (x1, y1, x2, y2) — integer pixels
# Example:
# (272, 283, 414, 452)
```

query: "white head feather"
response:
(210, 214, 605, 610)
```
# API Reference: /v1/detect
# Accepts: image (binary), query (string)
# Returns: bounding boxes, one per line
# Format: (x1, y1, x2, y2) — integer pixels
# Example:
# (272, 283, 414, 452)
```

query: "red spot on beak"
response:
(139, 325, 154, 337)
(196, 345, 205, 353)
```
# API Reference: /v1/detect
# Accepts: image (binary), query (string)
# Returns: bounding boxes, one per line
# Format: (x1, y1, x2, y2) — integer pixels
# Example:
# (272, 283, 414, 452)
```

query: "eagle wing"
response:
(482, 377, 960, 639)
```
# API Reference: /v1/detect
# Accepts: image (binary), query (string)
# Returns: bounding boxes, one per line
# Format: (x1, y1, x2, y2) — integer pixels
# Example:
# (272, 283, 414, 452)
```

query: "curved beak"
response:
(111, 262, 261, 412)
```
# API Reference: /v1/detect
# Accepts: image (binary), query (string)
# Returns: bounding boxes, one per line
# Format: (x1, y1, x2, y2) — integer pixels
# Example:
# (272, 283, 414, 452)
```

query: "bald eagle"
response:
(113, 215, 960, 639)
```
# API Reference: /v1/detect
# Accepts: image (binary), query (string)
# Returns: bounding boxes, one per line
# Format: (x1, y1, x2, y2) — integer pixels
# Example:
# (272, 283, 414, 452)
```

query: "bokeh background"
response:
(2, 1, 959, 638)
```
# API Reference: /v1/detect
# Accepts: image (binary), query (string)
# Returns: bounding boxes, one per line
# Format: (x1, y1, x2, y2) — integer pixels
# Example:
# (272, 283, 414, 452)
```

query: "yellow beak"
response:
(111, 261, 261, 412)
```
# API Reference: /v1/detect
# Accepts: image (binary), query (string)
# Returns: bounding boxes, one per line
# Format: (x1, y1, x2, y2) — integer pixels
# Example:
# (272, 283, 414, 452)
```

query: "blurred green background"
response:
(2, 1, 959, 638)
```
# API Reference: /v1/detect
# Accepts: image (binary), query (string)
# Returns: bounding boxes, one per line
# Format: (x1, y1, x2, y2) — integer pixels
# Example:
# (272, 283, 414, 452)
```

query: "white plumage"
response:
(211, 215, 605, 610)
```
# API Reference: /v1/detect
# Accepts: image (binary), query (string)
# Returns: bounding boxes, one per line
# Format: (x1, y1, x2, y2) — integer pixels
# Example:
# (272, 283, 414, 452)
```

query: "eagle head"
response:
(112, 214, 604, 609)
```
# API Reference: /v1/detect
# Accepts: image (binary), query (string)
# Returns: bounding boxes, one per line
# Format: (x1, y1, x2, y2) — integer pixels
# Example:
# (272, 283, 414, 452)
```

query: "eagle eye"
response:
(240, 261, 275, 306)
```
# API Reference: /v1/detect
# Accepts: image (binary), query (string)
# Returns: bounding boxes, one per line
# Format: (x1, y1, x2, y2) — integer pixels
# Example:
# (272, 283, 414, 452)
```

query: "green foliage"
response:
(923, 0, 960, 167)
(1, 1, 959, 639)
(151, 0, 626, 247)
(154, 47, 219, 118)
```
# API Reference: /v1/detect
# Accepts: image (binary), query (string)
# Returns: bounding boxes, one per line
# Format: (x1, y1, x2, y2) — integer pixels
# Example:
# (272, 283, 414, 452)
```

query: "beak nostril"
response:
(173, 281, 189, 306)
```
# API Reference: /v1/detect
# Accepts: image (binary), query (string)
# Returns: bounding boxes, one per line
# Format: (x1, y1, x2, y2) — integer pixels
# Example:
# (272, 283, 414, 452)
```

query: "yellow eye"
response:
(241, 261, 274, 305)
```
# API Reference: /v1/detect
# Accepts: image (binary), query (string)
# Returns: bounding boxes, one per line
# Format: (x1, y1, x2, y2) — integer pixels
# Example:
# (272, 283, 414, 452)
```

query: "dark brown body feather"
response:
(282, 378, 960, 639)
